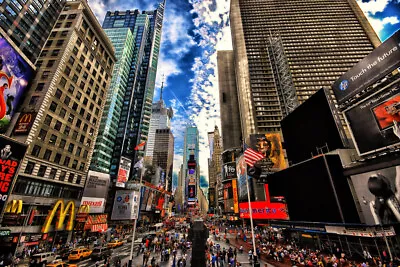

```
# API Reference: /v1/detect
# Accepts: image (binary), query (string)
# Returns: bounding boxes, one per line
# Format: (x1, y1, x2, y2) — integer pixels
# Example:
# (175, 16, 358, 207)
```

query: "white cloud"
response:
(88, 0, 108, 24)
(366, 16, 400, 34)
(356, 0, 390, 15)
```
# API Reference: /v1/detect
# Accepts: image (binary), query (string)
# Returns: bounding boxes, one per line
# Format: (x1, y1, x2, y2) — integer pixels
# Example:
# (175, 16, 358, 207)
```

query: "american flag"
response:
(244, 147, 265, 167)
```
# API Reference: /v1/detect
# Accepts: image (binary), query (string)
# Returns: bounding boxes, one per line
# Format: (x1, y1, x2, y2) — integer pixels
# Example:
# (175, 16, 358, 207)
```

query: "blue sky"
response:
(88, 0, 400, 191)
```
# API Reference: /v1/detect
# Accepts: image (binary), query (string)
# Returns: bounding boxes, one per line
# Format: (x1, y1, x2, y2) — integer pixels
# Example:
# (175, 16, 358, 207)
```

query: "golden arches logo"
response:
(78, 205, 90, 213)
(19, 113, 33, 123)
(41, 200, 75, 234)
(5, 200, 22, 214)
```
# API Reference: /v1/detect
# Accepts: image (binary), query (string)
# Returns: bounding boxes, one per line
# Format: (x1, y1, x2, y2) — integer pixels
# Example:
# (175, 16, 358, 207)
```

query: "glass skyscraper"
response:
(183, 126, 199, 201)
(230, 0, 381, 139)
(101, 1, 165, 180)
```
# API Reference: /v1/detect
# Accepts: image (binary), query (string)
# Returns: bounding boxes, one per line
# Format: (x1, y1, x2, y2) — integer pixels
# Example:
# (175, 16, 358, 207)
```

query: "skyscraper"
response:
(217, 50, 242, 150)
(0, 0, 66, 64)
(101, 1, 165, 181)
(90, 27, 135, 174)
(4, 0, 115, 242)
(153, 128, 174, 192)
(183, 126, 199, 202)
(208, 126, 222, 210)
(145, 83, 173, 162)
(230, 0, 381, 139)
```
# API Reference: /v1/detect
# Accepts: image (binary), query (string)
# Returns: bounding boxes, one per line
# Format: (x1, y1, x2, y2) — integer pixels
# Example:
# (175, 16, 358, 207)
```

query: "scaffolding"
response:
(267, 31, 299, 117)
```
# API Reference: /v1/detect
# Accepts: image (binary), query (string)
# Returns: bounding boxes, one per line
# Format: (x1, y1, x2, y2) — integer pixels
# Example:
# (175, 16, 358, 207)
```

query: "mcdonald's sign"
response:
(41, 200, 75, 234)
(13, 112, 36, 135)
(5, 199, 22, 214)
(78, 205, 90, 214)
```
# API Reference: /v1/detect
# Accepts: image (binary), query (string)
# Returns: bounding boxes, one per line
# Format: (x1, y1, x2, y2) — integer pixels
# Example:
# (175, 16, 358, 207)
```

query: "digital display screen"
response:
(372, 94, 400, 131)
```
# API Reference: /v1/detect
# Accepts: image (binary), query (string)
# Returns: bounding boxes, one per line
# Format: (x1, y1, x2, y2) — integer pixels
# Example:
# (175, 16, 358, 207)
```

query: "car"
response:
(67, 248, 92, 261)
(107, 240, 123, 248)
(57, 248, 73, 261)
(30, 252, 56, 267)
(91, 247, 112, 261)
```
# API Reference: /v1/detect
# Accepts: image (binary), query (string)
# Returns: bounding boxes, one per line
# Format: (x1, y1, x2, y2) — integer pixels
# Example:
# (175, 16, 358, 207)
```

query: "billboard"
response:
(208, 187, 216, 208)
(111, 190, 139, 220)
(42, 200, 75, 233)
(223, 180, 239, 213)
(239, 201, 289, 220)
(116, 157, 131, 187)
(248, 133, 286, 173)
(188, 185, 196, 199)
(222, 162, 237, 181)
(345, 83, 400, 156)
(0, 136, 27, 216)
(0, 37, 35, 133)
(350, 165, 400, 225)
(236, 155, 250, 202)
(13, 112, 37, 135)
(80, 171, 110, 213)
(332, 30, 400, 105)
(281, 88, 347, 164)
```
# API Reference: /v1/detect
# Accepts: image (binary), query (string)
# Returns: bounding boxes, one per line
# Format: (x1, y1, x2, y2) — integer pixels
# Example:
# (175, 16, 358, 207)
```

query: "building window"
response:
(68, 173, 74, 182)
(37, 165, 47, 177)
(59, 108, 66, 118)
(76, 175, 82, 184)
(59, 139, 66, 149)
(64, 156, 70, 167)
(49, 101, 57, 112)
(38, 129, 47, 140)
(68, 143, 74, 153)
(64, 96, 71, 106)
(29, 96, 39, 106)
(54, 120, 62, 131)
(55, 89, 62, 99)
(36, 83, 45, 91)
(75, 147, 82, 157)
(25, 162, 35, 174)
(68, 114, 74, 123)
(49, 134, 57, 145)
(59, 171, 66, 181)
(49, 168, 57, 179)
(64, 126, 71, 135)
(43, 149, 52, 160)
(72, 160, 78, 169)
(54, 153, 62, 164)
(79, 163, 85, 171)
(59, 77, 67, 87)
(31, 145, 41, 157)
(44, 115, 52, 126)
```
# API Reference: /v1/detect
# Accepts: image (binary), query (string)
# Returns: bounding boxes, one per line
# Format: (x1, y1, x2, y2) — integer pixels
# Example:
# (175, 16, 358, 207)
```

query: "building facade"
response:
(90, 28, 135, 174)
(102, 1, 165, 181)
(0, 0, 66, 64)
(2, 0, 115, 248)
(153, 128, 174, 192)
(230, 0, 381, 139)
(145, 85, 173, 163)
(183, 126, 199, 202)
(217, 50, 242, 151)
(208, 126, 223, 212)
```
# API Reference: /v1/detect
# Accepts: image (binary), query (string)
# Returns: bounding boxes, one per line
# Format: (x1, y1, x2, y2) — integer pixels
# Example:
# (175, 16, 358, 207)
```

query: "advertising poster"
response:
(111, 190, 139, 220)
(13, 112, 37, 135)
(222, 162, 237, 181)
(332, 30, 400, 105)
(232, 179, 239, 213)
(239, 201, 289, 220)
(0, 37, 35, 133)
(116, 157, 131, 187)
(350, 165, 400, 225)
(140, 188, 149, 211)
(236, 155, 249, 202)
(208, 187, 216, 208)
(0, 135, 27, 216)
(80, 171, 110, 213)
(345, 84, 400, 156)
(146, 190, 154, 211)
(188, 185, 196, 199)
(248, 133, 286, 173)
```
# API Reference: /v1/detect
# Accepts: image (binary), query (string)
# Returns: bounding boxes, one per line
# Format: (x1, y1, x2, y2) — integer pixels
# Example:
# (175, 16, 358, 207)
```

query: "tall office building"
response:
(90, 28, 135, 174)
(183, 126, 199, 201)
(0, 0, 65, 64)
(102, 1, 165, 181)
(208, 126, 222, 210)
(5, 0, 115, 242)
(217, 50, 242, 150)
(230, 0, 381, 139)
(145, 84, 173, 162)
(153, 128, 174, 192)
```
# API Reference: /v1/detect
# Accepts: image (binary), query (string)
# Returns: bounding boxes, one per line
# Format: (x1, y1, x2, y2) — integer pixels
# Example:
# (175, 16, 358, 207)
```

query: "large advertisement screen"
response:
(350, 165, 400, 225)
(0, 37, 34, 133)
(345, 83, 400, 156)
(223, 180, 239, 213)
(81, 171, 110, 213)
(0, 136, 27, 215)
(111, 190, 139, 220)
(116, 157, 131, 188)
(332, 30, 400, 105)
(248, 133, 286, 173)
(239, 201, 289, 220)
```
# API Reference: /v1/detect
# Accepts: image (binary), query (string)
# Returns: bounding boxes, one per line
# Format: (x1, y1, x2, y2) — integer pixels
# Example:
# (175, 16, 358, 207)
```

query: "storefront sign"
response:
(0, 229, 10, 236)
(42, 200, 75, 233)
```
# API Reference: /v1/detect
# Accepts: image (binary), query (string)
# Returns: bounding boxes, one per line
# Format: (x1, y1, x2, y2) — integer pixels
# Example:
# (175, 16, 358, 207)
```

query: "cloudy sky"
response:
(87, 0, 400, 191)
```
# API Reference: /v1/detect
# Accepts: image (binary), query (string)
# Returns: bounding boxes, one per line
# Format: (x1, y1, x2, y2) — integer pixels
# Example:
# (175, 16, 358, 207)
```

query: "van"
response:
(91, 247, 112, 261)
(30, 252, 56, 267)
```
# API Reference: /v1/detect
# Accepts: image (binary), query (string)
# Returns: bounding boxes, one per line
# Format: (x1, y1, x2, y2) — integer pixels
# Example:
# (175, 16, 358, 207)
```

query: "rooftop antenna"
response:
(160, 74, 165, 101)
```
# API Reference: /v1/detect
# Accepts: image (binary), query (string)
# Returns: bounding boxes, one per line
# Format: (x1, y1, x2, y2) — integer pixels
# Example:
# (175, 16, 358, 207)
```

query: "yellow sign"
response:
(41, 200, 75, 233)
(5, 200, 22, 214)
(232, 180, 239, 213)
(78, 205, 90, 213)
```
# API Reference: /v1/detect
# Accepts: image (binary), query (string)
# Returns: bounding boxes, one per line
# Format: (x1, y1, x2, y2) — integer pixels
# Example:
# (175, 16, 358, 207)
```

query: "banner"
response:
(239, 201, 289, 220)
(333, 30, 400, 105)
(345, 84, 400, 156)
(42, 200, 75, 233)
(13, 112, 36, 135)
(80, 197, 105, 214)
(0, 136, 27, 216)
(81, 171, 109, 213)
(0, 36, 35, 133)
(116, 157, 131, 188)
(111, 190, 139, 220)
(232, 179, 239, 213)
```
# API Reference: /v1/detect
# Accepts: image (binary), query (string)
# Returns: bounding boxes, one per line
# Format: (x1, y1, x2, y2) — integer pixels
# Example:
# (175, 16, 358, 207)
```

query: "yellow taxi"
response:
(68, 248, 92, 261)
(107, 240, 123, 249)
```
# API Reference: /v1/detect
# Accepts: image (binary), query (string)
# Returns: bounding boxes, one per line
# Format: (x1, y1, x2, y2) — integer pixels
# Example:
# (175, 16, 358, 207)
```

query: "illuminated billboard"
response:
(332, 30, 400, 105)
(223, 179, 239, 213)
(81, 171, 110, 213)
(248, 133, 286, 173)
(345, 83, 400, 156)
(0, 36, 34, 133)
(239, 201, 289, 220)
(111, 190, 139, 220)
(116, 157, 131, 188)
(350, 165, 400, 225)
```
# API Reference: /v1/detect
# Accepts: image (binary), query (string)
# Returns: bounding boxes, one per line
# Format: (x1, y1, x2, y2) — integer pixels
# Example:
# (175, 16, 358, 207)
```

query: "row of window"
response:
(24, 161, 83, 185)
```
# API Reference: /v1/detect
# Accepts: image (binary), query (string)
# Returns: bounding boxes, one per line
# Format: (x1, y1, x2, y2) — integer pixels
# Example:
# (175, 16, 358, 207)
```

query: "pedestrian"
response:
(151, 256, 156, 266)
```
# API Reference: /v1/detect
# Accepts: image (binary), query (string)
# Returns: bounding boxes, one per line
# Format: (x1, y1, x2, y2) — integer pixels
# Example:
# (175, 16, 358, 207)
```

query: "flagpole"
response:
(245, 166, 258, 265)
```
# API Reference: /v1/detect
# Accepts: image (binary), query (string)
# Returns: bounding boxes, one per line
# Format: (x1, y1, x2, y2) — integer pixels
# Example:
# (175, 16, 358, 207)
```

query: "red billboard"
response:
(239, 201, 289, 220)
